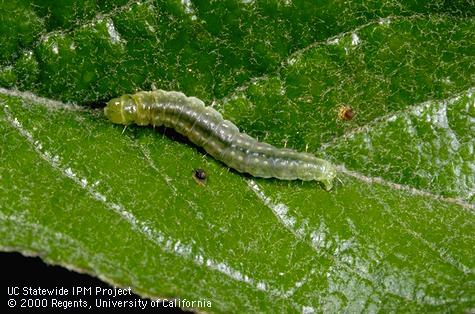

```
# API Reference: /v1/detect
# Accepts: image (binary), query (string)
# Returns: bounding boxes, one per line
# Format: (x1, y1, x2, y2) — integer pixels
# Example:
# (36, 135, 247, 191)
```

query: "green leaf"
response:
(1, 1, 474, 313)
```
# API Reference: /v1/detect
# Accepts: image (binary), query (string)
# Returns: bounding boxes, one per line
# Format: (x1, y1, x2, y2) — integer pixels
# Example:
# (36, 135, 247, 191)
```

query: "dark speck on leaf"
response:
(193, 168, 207, 185)
(338, 106, 355, 121)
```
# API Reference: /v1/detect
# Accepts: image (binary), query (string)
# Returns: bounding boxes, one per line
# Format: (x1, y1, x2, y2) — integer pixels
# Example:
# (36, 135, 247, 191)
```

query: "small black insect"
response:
(193, 168, 207, 185)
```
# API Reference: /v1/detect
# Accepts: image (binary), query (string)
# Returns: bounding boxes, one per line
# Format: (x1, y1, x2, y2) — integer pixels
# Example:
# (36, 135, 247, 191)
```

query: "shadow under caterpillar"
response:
(104, 90, 336, 190)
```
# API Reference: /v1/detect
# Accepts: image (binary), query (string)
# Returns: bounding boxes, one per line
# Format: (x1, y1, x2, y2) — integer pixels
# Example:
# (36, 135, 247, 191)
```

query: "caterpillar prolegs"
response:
(104, 90, 337, 190)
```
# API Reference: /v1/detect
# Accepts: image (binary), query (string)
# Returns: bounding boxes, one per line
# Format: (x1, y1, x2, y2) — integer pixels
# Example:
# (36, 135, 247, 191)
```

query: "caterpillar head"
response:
(104, 95, 137, 125)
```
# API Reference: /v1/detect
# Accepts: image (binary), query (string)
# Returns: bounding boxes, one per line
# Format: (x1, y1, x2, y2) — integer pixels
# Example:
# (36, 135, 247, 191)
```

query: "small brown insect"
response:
(193, 168, 207, 185)
(338, 106, 355, 121)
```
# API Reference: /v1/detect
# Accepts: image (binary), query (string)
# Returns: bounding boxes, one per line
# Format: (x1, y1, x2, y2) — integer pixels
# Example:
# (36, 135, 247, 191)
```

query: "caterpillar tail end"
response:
(319, 164, 337, 191)
(321, 179, 333, 191)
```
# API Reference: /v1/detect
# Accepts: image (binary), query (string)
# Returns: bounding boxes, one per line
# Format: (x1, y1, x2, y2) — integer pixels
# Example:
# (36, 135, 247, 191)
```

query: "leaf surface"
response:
(1, 1, 474, 312)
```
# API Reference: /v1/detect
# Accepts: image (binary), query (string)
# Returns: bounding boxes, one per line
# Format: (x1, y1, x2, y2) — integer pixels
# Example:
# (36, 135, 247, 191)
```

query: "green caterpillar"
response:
(105, 90, 336, 190)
